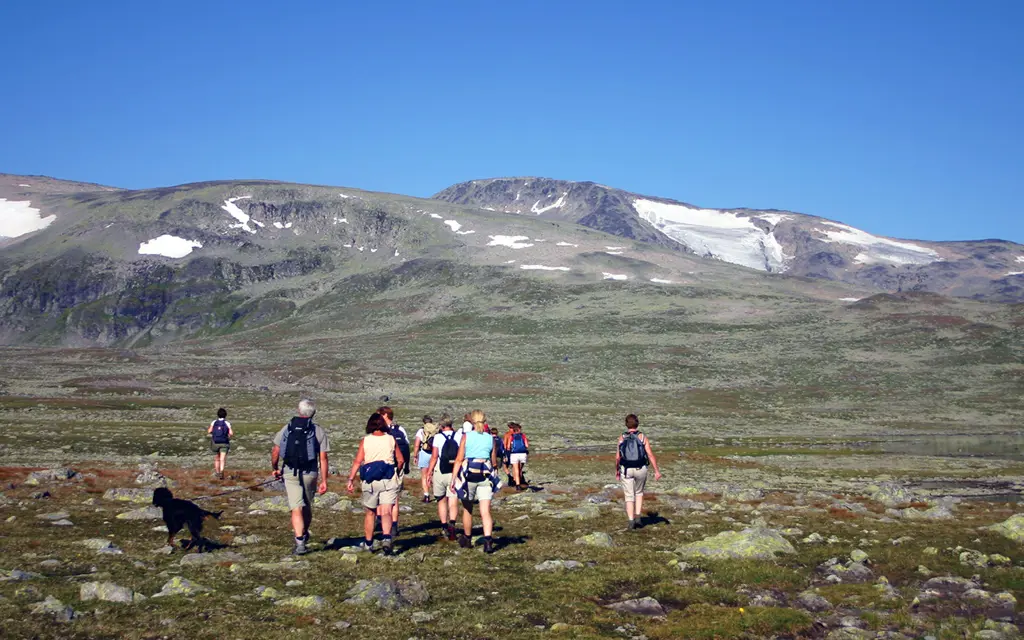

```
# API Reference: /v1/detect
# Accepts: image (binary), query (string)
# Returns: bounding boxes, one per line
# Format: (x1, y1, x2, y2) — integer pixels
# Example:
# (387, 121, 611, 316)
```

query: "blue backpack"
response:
(211, 419, 230, 444)
(359, 460, 395, 483)
(391, 425, 411, 474)
(510, 433, 528, 455)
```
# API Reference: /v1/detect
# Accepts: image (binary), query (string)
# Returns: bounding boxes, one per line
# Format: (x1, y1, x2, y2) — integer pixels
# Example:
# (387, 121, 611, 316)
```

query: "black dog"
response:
(152, 487, 222, 552)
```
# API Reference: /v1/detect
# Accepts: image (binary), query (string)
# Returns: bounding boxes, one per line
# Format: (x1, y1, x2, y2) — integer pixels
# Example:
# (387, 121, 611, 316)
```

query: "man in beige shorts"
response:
(271, 398, 330, 555)
(616, 414, 661, 530)
(424, 415, 463, 540)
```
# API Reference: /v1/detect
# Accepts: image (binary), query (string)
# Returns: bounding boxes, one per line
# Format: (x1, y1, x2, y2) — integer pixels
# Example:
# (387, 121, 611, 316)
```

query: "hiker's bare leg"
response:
(213, 454, 220, 474)
(479, 500, 493, 537)
(634, 494, 644, 520)
(512, 463, 522, 486)
(290, 507, 305, 537)
(461, 501, 474, 535)
(446, 494, 458, 523)
(219, 451, 227, 474)
(437, 495, 449, 522)
(363, 509, 375, 540)
(625, 499, 635, 520)
(379, 504, 393, 535)
(420, 470, 429, 496)
(390, 501, 399, 528)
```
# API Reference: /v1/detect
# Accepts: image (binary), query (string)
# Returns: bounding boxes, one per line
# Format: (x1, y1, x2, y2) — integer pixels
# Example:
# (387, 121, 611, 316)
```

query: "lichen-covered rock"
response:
(869, 482, 916, 507)
(102, 488, 152, 503)
(723, 487, 765, 502)
(822, 560, 874, 584)
(676, 527, 796, 561)
(796, 590, 832, 612)
(551, 505, 601, 520)
(179, 551, 247, 567)
(276, 595, 325, 609)
(152, 577, 211, 597)
(36, 511, 71, 521)
(135, 465, 174, 488)
(24, 468, 77, 486)
(802, 532, 824, 544)
(605, 597, 666, 617)
(29, 596, 75, 621)
(80, 581, 145, 604)
(329, 499, 354, 512)
(313, 492, 342, 508)
(826, 629, 874, 640)
(343, 578, 428, 610)
(247, 496, 291, 512)
(960, 550, 990, 568)
(233, 535, 262, 545)
(79, 538, 121, 554)
(116, 506, 163, 520)
(535, 560, 583, 571)
(575, 532, 614, 548)
(850, 549, 869, 563)
(987, 514, 1024, 543)
(895, 505, 955, 520)
(1, 569, 41, 582)
(255, 586, 280, 599)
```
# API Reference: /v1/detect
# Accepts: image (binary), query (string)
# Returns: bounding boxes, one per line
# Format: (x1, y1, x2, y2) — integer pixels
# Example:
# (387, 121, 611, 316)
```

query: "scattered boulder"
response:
(179, 551, 247, 567)
(796, 589, 832, 612)
(152, 577, 212, 597)
(329, 499, 354, 512)
(343, 578, 429, 610)
(29, 596, 75, 622)
(819, 558, 874, 584)
(850, 549, 869, 564)
(78, 539, 122, 555)
(1, 569, 41, 582)
(802, 532, 824, 544)
(233, 535, 262, 545)
(313, 492, 342, 508)
(116, 506, 163, 520)
(411, 611, 436, 623)
(676, 527, 796, 561)
(892, 505, 955, 520)
(276, 595, 325, 609)
(35, 512, 71, 521)
(960, 550, 991, 568)
(80, 581, 145, 604)
(51, 519, 74, 526)
(247, 496, 291, 512)
(575, 532, 614, 548)
(535, 560, 583, 571)
(987, 514, 1024, 543)
(869, 482, 916, 507)
(103, 488, 152, 503)
(605, 597, 666, 617)
(24, 468, 77, 486)
(723, 487, 765, 502)
(255, 586, 280, 599)
(135, 465, 174, 488)
(551, 505, 601, 520)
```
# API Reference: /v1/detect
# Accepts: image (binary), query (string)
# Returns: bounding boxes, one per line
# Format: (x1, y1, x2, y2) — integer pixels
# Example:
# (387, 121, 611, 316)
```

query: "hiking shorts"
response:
(431, 471, 454, 499)
(361, 476, 400, 509)
(283, 468, 318, 510)
(395, 470, 406, 495)
(417, 451, 432, 469)
(210, 442, 230, 454)
(620, 466, 648, 501)
(462, 480, 493, 504)
(509, 453, 527, 465)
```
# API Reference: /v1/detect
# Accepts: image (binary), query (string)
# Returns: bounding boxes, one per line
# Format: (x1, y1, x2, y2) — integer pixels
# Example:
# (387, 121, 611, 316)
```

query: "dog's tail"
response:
(203, 510, 223, 520)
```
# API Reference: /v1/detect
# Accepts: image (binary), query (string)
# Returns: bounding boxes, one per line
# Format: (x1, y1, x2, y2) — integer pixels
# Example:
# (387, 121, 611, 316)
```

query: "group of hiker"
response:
(208, 399, 662, 555)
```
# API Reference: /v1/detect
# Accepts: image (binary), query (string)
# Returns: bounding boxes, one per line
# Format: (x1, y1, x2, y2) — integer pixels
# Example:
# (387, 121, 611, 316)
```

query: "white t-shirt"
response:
(414, 428, 425, 444)
(432, 430, 463, 450)
(461, 421, 473, 434)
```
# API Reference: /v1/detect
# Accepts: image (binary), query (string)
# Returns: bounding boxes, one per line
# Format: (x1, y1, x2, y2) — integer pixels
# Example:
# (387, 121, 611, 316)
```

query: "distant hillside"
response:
(434, 177, 1024, 301)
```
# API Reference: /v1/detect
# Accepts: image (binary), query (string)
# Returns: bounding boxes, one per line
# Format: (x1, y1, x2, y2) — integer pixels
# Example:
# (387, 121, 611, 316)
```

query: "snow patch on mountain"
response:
(556, 241, 578, 247)
(757, 213, 792, 226)
(444, 220, 462, 232)
(520, 264, 570, 272)
(605, 251, 623, 255)
(0, 199, 55, 238)
(17, 184, 30, 187)
(1006, 272, 1024, 277)
(602, 273, 627, 281)
(838, 297, 861, 302)
(430, 213, 443, 219)
(632, 198, 788, 272)
(333, 217, 347, 225)
(272, 222, 293, 229)
(650, 278, 673, 284)
(221, 197, 266, 234)
(138, 235, 202, 258)
(606, 246, 624, 250)
(1016, 256, 1024, 263)
(817, 221, 938, 266)
(531, 192, 568, 215)
(488, 235, 533, 249)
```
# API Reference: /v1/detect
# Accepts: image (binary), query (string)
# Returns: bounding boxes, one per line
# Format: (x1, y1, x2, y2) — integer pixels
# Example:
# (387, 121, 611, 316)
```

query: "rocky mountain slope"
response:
(434, 177, 1024, 301)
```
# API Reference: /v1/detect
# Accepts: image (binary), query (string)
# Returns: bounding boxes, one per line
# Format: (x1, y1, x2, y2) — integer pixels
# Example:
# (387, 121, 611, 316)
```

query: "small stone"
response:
(960, 550, 990, 568)
(79, 539, 120, 553)
(550, 622, 573, 632)
(152, 576, 211, 597)
(179, 551, 247, 567)
(411, 611, 435, 623)
(535, 560, 583, 571)
(276, 595, 325, 609)
(35, 512, 71, 521)
(233, 534, 261, 545)
(575, 532, 614, 548)
(850, 549, 868, 563)
(605, 597, 666, 617)
(51, 519, 74, 526)
(117, 506, 163, 520)
(248, 496, 291, 512)
(796, 590, 832, 612)
(286, 580, 303, 587)
(801, 532, 824, 544)
(102, 488, 152, 503)
(29, 596, 75, 622)
(80, 581, 144, 604)
(333, 621, 352, 630)
(922, 546, 938, 555)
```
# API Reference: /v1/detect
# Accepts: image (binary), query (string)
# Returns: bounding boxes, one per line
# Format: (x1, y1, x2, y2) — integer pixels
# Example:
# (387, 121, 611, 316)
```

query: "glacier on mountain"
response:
(816, 221, 938, 266)
(0, 199, 55, 238)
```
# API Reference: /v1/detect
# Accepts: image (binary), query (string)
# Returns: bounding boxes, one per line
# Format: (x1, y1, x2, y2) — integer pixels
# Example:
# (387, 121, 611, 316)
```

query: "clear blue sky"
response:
(2, 1, 1022, 243)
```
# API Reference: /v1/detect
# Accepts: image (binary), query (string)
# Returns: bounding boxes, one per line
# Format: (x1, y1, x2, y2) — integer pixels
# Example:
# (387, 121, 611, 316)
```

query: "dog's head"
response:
(152, 487, 174, 507)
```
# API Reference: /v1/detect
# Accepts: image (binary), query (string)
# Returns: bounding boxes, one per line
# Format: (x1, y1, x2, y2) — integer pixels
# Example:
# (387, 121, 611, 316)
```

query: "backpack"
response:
(282, 417, 319, 473)
(438, 432, 459, 474)
(391, 425, 411, 474)
(619, 431, 648, 469)
(211, 419, 230, 444)
(359, 460, 395, 483)
(420, 423, 439, 453)
(510, 433, 528, 455)
(494, 435, 507, 463)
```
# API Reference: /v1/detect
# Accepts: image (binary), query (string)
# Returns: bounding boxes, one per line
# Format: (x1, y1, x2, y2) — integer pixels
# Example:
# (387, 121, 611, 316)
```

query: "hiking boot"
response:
(422, 495, 431, 503)
(628, 519, 638, 530)
(446, 524, 457, 541)
(356, 540, 374, 552)
(391, 523, 399, 538)
(382, 539, 394, 556)
(458, 533, 472, 549)
(634, 517, 644, 529)
(292, 540, 308, 556)
(483, 538, 494, 554)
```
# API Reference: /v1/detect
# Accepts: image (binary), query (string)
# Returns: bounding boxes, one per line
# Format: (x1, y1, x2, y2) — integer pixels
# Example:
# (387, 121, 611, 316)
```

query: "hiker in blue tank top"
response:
(616, 414, 662, 530)
(450, 409, 500, 554)
(207, 407, 234, 480)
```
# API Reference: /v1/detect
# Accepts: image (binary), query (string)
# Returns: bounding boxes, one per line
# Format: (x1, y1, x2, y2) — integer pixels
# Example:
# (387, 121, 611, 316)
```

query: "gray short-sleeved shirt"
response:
(273, 422, 330, 453)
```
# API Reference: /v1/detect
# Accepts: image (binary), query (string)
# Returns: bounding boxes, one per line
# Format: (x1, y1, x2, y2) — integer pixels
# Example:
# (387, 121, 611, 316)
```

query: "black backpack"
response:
(283, 417, 319, 473)
(619, 431, 648, 469)
(438, 432, 459, 474)
(391, 425, 411, 474)
(211, 419, 230, 444)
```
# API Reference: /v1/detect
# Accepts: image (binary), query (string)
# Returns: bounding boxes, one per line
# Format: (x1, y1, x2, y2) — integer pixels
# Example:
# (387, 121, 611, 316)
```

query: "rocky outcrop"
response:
(676, 527, 796, 560)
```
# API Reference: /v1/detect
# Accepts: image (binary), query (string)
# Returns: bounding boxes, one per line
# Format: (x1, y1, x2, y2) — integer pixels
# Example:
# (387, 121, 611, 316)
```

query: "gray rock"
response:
(29, 596, 75, 622)
(922, 575, 980, 594)
(313, 492, 342, 508)
(575, 532, 614, 548)
(551, 505, 601, 520)
(233, 534, 262, 545)
(179, 552, 247, 566)
(820, 560, 874, 584)
(152, 577, 211, 597)
(333, 621, 352, 630)
(1, 569, 41, 582)
(411, 611, 436, 623)
(850, 549, 868, 563)
(102, 488, 152, 503)
(79, 539, 120, 553)
(605, 597, 666, 617)
(80, 581, 144, 603)
(796, 590, 832, 612)
(826, 629, 874, 640)
(51, 519, 74, 526)
(534, 560, 583, 571)
(285, 580, 303, 587)
(35, 511, 71, 521)
(276, 595, 325, 609)
(869, 482, 916, 507)
(248, 496, 291, 512)
(24, 468, 77, 486)
(987, 514, 1024, 543)
(343, 578, 429, 610)
(329, 498, 354, 512)
(116, 506, 163, 520)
